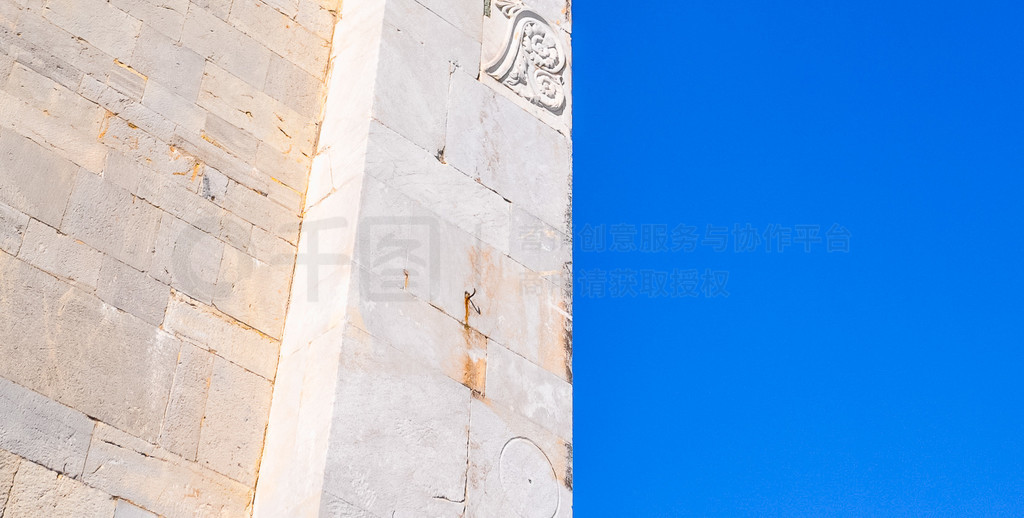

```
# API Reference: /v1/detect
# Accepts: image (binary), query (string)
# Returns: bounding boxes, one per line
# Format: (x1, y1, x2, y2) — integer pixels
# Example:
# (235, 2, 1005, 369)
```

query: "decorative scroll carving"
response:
(485, 1, 567, 114)
(493, 0, 528, 17)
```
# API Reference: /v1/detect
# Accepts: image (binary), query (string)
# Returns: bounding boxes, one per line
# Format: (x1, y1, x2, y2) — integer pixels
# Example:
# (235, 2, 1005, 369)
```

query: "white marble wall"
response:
(256, 0, 573, 516)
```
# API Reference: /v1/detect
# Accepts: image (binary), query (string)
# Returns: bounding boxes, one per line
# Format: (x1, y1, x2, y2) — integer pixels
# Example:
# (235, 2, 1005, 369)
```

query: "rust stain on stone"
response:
(96, 110, 114, 141)
(465, 246, 501, 328)
(171, 160, 201, 179)
(200, 131, 219, 147)
(113, 58, 147, 80)
(459, 321, 487, 393)
(461, 352, 486, 394)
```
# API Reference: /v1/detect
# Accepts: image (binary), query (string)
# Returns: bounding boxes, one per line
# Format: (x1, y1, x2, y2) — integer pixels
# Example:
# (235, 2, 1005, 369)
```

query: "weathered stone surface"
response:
(216, 178, 301, 245)
(414, 0, 484, 41)
(110, 0, 188, 41)
(261, 0, 300, 17)
(61, 171, 162, 273)
(103, 59, 147, 100)
(130, 24, 204, 100)
(254, 324, 344, 518)
(4, 460, 57, 517)
(83, 424, 252, 518)
(353, 176, 571, 381)
(52, 468, 119, 517)
(0, 1, 20, 31)
(466, 398, 572, 518)
(0, 376, 93, 478)
(77, 72, 178, 139)
(297, 0, 340, 40)
(3, 460, 57, 518)
(509, 205, 572, 283)
(229, 0, 331, 77)
(372, 0, 479, 154)
(0, 48, 12, 84)
(318, 492, 378, 518)
(323, 324, 471, 517)
(385, 0, 480, 70)
(485, 343, 572, 441)
(180, 4, 271, 88)
(41, 0, 141, 59)
(163, 291, 279, 380)
(254, 140, 311, 197)
(0, 449, 19, 515)
(264, 47, 324, 119)
(203, 112, 259, 162)
(3, 456, 116, 518)
(0, 41, 82, 100)
(364, 121, 510, 253)
(17, 218, 102, 290)
(101, 151, 143, 194)
(218, 209, 253, 252)
(0, 63, 108, 173)
(150, 212, 224, 304)
(0, 252, 180, 442)
(0, 200, 27, 256)
(137, 169, 226, 239)
(113, 500, 158, 518)
(197, 357, 273, 485)
(245, 223, 293, 270)
(348, 174, 450, 304)
(201, 167, 230, 204)
(349, 266, 488, 393)
(192, 0, 232, 20)
(96, 255, 170, 326)
(0, 128, 78, 228)
(446, 71, 572, 232)
(159, 344, 214, 462)
(140, 81, 205, 135)
(6, 10, 103, 90)
(279, 185, 361, 354)
(197, 63, 316, 184)
(99, 118, 202, 190)
(213, 243, 292, 339)
(311, 0, 385, 202)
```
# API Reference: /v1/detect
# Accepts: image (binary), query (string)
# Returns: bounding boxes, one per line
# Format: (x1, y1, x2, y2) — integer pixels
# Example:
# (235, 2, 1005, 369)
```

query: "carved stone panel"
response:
(485, 1, 568, 114)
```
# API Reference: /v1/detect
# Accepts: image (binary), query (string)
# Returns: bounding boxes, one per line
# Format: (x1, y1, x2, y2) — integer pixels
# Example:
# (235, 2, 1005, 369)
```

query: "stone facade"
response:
(0, 0, 571, 516)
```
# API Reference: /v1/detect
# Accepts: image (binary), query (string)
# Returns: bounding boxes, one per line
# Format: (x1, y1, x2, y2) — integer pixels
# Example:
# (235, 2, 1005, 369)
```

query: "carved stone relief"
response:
(485, 0, 568, 114)
(499, 437, 560, 518)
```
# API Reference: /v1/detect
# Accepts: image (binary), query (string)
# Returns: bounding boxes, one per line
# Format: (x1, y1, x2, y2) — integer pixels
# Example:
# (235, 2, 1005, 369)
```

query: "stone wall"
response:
(0, 0, 335, 515)
(255, 0, 573, 515)
(0, 0, 572, 516)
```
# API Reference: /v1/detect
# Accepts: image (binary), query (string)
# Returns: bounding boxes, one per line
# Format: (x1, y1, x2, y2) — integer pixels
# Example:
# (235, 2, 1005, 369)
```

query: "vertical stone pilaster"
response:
(255, 0, 573, 516)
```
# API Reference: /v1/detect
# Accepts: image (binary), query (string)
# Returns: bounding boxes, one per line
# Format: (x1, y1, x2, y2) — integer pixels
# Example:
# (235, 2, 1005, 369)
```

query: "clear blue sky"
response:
(574, 1, 1024, 516)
